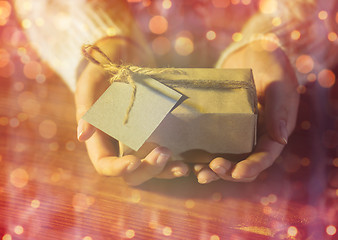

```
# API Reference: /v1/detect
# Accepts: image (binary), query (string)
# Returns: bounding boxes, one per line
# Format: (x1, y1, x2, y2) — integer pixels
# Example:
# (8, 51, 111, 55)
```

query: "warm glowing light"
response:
(287, 226, 298, 237)
(106, 27, 117, 36)
(127, 0, 142, 2)
(24, 61, 42, 79)
(272, 17, 281, 26)
(162, 226, 172, 236)
(318, 69, 335, 88)
(72, 193, 94, 212)
(333, 158, 338, 167)
(175, 37, 194, 56)
(0, 117, 8, 126)
(260, 197, 269, 206)
(14, 226, 24, 235)
(17, 113, 28, 122)
(206, 30, 216, 41)
(143, 0, 151, 7)
(0, 1, 12, 19)
(263, 206, 272, 215)
(125, 229, 135, 239)
(65, 141, 76, 151)
(131, 190, 141, 203)
(260, 34, 279, 52)
(297, 85, 306, 94)
(291, 30, 301, 40)
(35, 18, 44, 27)
(10, 168, 29, 188)
(185, 199, 195, 209)
(148, 221, 158, 229)
(162, 0, 172, 9)
(18, 91, 40, 118)
(21, 19, 32, 29)
(300, 121, 311, 130)
(152, 36, 171, 55)
(328, 32, 337, 42)
(267, 194, 277, 203)
(39, 119, 57, 139)
(0, 48, 9, 67)
(326, 225, 336, 236)
(259, 0, 277, 14)
(301, 157, 310, 166)
(149, 16, 168, 34)
(0, 61, 14, 78)
(2, 234, 12, 240)
(231, 0, 240, 4)
(82, 236, 93, 240)
(210, 235, 220, 240)
(212, 0, 230, 8)
(295, 55, 314, 74)
(242, 0, 251, 5)
(232, 32, 243, 42)
(307, 73, 316, 82)
(9, 118, 19, 128)
(31, 199, 41, 208)
(36, 73, 46, 84)
(318, 10, 328, 20)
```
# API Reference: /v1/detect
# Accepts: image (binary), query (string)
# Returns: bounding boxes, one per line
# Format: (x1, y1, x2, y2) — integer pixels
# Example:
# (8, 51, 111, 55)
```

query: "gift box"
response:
(83, 68, 257, 163)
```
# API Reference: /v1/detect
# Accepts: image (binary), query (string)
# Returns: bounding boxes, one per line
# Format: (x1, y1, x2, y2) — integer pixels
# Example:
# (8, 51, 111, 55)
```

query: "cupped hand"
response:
(194, 41, 300, 184)
(75, 40, 189, 186)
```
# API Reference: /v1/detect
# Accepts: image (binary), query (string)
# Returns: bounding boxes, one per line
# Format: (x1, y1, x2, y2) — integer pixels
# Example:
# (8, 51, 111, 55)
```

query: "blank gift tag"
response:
(82, 74, 183, 151)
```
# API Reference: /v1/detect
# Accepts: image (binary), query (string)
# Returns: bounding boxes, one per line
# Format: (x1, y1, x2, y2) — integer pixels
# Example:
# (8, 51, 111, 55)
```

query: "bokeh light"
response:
(318, 10, 328, 20)
(175, 36, 194, 56)
(23, 61, 42, 79)
(82, 237, 93, 240)
(287, 226, 298, 237)
(21, 19, 32, 29)
(326, 225, 336, 236)
(259, 0, 278, 14)
(301, 120, 311, 130)
(291, 30, 301, 40)
(231, 0, 240, 5)
(260, 33, 279, 52)
(232, 32, 243, 42)
(10, 168, 29, 188)
(125, 229, 135, 239)
(0, 1, 12, 26)
(328, 32, 337, 42)
(0, 48, 10, 67)
(149, 16, 168, 34)
(307, 73, 316, 82)
(72, 193, 94, 212)
(318, 69, 335, 88)
(295, 55, 314, 74)
(162, 226, 172, 236)
(242, 0, 252, 5)
(39, 119, 57, 139)
(297, 85, 306, 94)
(185, 199, 195, 209)
(31, 199, 41, 208)
(212, 0, 230, 8)
(333, 158, 338, 167)
(14, 226, 24, 235)
(2, 234, 12, 240)
(206, 30, 216, 41)
(162, 0, 172, 9)
(18, 91, 40, 118)
(272, 17, 281, 26)
(210, 235, 220, 240)
(106, 27, 117, 36)
(152, 36, 171, 55)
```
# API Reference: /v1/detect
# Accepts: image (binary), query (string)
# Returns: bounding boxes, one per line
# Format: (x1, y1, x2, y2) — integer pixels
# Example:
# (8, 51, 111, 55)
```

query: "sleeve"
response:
(215, 0, 338, 85)
(13, 0, 147, 92)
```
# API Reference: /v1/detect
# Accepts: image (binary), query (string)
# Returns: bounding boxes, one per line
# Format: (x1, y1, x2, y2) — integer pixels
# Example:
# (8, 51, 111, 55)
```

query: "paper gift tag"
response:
(82, 74, 183, 151)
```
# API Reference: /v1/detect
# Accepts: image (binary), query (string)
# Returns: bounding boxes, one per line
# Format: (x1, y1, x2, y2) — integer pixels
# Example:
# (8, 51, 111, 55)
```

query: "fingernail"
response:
(231, 170, 242, 179)
(279, 120, 288, 145)
(173, 170, 185, 177)
(198, 177, 208, 184)
(212, 166, 226, 176)
(127, 160, 139, 172)
(77, 120, 84, 140)
(157, 153, 170, 165)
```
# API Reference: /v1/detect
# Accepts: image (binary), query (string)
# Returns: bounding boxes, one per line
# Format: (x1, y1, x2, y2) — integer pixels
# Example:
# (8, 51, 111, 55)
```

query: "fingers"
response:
(156, 161, 190, 179)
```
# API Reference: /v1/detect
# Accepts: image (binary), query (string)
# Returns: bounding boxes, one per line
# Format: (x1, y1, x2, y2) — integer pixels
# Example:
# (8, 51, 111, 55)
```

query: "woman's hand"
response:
(75, 39, 189, 186)
(194, 41, 300, 184)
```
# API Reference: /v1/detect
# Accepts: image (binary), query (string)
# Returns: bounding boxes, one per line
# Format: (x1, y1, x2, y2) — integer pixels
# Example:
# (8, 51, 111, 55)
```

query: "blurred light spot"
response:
(268, 194, 277, 203)
(297, 85, 306, 94)
(0, 61, 14, 78)
(301, 157, 310, 167)
(295, 55, 314, 74)
(72, 193, 94, 212)
(21, 19, 32, 29)
(318, 69, 335, 88)
(333, 158, 338, 167)
(13, 82, 25, 92)
(17, 47, 26, 56)
(10, 168, 29, 188)
(17, 113, 30, 122)
(231, 0, 240, 5)
(260, 197, 269, 206)
(143, 0, 151, 7)
(291, 30, 301, 40)
(175, 37, 194, 56)
(9, 118, 19, 128)
(20, 54, 30, 64)
(49, 142, 59, 151)
(18, 92, 40, 118)
(2, 234, 12, 240)
(65, 141, 76, 151)
(31, 199, 40, 208)
(242, 0, 251, 5)
(162, 226, 172, 236)
(148, 221, 158, 229)
(0, 1, 12, 21)
(125, 229, 135, 239)
(307, 73, 316, 82)
(50, 172, 61, 183)
(287, 226, 298, 237)
(185, 199, 195, 209)
(39, 120, 57, 139)
(232, 32, 242, 42)
(14, 226, 24, 235)
(210, 235, 220, 240)
(206, 30, 216, 41)
(336, 12, 338, 24)
(106, 27, 117, 36)
(271, 17, 281, 26)
(0, 117, 8, 126)
(211, 192, 222, 201)
(35, 18, 44, 27)
(212, 0, 230, 8)
(82, 237, 92, 240)
(259, 0, 277, 14)
(300, 120, 311, 130)
(15, 143, 27, 153)
(260, 33, 279, 51)
(131, 190, 141, 203)
(328, 32, 337, 42)
(0, 48, 10, 67)
(326, 225, 336, 236)
(152, 36, 171, 55)
(162, 0, 172, 9)
(318, 10, 328, 20)
(36, 73, 46, 84)
(127, 0, 142, 2)
(263, 206, 272, 215)
(149, 16, 168, 34)
(24, 61, 42, 79)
